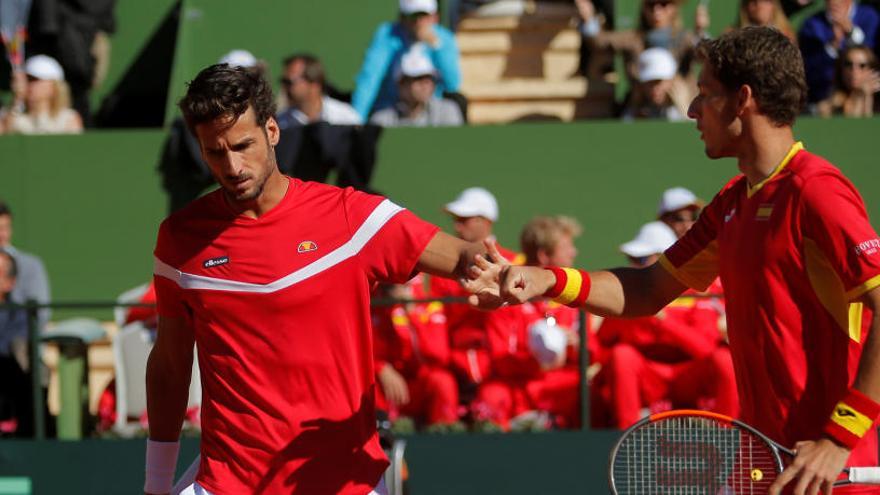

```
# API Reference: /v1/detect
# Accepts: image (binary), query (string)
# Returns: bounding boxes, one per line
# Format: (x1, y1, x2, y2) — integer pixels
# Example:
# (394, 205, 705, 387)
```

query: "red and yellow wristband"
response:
(543, 267, 591, 308)
(824, 388, 880, 450)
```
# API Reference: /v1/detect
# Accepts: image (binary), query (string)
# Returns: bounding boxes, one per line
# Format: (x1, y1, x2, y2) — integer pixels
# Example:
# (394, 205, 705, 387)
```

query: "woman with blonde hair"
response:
(815, 45, 880, 117)
(733, 0, 795, 41)
(2, 55, 83, 134)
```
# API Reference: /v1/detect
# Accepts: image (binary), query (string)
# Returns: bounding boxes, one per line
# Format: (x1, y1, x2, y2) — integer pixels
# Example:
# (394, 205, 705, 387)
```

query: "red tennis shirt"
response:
(153, 177, 438, 494)
(660, 143, 880, 478)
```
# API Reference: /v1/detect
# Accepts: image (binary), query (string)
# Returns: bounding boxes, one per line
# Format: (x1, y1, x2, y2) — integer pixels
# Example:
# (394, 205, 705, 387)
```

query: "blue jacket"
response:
(799, 4, 879, 102)
(352, 22, 461, 119)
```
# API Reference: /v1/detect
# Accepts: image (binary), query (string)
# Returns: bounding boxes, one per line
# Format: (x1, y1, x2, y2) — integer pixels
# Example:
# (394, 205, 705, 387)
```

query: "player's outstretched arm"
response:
(416, 232, 505, 309)
(770, 286, 880, 495)
(465, 240, 688, 318)
(144, 314, 195, 495)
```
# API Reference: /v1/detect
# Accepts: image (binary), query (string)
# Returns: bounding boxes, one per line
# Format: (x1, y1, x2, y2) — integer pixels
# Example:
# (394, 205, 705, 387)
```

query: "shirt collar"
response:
(746, 141, 804, 198)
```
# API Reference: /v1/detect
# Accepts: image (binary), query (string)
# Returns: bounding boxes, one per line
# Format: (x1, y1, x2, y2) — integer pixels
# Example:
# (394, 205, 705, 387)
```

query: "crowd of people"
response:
(367, 185, 736, 433)
(2, 0, 878, 135)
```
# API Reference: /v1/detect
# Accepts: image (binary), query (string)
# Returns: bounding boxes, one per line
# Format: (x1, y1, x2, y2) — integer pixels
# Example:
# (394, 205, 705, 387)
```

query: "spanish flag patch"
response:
(297, 241, 318, 253)
(756, 204, 774, 221)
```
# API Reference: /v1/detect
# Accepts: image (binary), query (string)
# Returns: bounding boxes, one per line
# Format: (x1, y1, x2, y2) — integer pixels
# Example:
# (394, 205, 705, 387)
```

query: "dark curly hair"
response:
(179, 64, 276, 132)
(696, 26, 806, 126)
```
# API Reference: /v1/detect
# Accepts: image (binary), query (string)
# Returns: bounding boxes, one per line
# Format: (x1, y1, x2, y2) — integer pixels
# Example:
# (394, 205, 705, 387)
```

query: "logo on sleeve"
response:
(854, 239, 880, 257)
(203, 256, 229, 268)
(297, 241, 318, 253)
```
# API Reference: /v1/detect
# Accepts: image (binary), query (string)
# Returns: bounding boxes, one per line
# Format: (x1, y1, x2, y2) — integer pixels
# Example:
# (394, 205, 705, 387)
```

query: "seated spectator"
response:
(0, 202, 51, 332)
(276, 54, 362, 130)
(1, 55, 83, 134)
(370, 49, 464, 127)
(732, 0, 795, 41)
(352, 0, 461, 120)
(429, 188, 522, 395)
(656, 187, 703, 238)
(592, 222, 737, 429)
(621, 48, 693, 121)
(799, 0, 879, 103)
(472, 216, 593, 430)
(815, 44, 880, 117)
(0, 250, 29, 436)
(576, 0, 709, 82)
(372, 277, 460, 429)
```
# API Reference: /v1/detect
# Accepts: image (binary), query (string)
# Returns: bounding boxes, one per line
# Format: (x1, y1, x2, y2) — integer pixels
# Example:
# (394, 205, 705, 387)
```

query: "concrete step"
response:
(461, 0, 576, 21)
(457, 28, 580, 54)
(462, 76, 590, 101)
(457, 15, 574, 33)
(468, 96, 615, 124)
(461, 50, 580, 82)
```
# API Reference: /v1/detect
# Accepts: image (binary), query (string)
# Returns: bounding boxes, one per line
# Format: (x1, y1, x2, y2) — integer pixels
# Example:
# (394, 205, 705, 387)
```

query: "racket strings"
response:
(612, 416, 778, 494)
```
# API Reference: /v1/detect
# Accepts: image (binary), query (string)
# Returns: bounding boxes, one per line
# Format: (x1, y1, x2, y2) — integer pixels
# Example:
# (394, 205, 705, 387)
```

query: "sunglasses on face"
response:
(280, 76, 306, 86)
(403, 12, 430, 21)
(844, 61, 869, 69)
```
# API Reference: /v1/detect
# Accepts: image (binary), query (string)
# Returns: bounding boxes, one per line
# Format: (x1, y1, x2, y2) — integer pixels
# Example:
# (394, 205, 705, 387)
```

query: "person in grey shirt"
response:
(370, 48, 463, 127)
(0, 202, 50, 331)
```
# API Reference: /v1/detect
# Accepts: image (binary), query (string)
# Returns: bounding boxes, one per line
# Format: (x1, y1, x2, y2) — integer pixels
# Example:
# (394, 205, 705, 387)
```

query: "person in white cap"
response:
(351, 0, 461, 120)
(276, 53, 362, 129)
(369, 48, 463, 127)
(1, 55, 83, 134)
(621, 47, 693, 122)
(592, 221, 737, 429)
(656, 186, 703, 238)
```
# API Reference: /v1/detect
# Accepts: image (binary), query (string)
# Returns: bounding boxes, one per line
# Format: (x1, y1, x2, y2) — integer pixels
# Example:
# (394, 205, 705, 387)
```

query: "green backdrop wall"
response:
(0, 118, 878, 316)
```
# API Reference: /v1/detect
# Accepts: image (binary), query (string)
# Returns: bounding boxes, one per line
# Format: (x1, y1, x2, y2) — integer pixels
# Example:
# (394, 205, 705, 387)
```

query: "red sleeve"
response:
(661, 179, 738, 291)
(800, 174, 880, 300)
(153, 220, 189, 319)
(344, 189, 440, 284)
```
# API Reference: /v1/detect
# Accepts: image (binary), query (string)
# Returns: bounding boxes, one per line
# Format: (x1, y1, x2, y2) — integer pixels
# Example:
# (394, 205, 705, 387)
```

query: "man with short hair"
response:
(145, 64, 493, 495)
(0, 202, 50, 331)
(370, 49, 463, 127)
(0, 250, 29, 436)
(472, 27, 880, 494)
(276, 53, 362, 129)
(352, 0, 461, 119)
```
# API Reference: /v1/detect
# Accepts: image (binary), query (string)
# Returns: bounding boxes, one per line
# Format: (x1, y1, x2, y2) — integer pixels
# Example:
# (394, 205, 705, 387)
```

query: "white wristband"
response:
(145, 439, 180, 494)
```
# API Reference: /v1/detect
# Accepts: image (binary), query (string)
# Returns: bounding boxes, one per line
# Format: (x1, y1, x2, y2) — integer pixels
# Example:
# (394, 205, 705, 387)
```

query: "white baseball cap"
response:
(444, 187, 499, 221)
(400, 0, 437, 14)
(24, 55, 64, 81)
(219, 49, 258, 68)
(638, 47, 677, 82)
(528, 318, 568, 367)
(657, 187, 703, 216)
(395, 48, 437, 81)
(620, 221, 677, 258)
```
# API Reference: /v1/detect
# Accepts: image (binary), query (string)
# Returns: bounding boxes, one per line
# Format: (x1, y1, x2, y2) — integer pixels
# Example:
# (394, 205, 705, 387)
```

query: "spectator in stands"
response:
(621, 47, 693, 121)
(593, 221, 737, 429)
(351, 0, 462, 120)
(473, 216, 591, 430)
(0, 202, 51, 333)
(1, 55, 83, 134)
(276, 54, 362, 130)
(0, 250, 29, 436)
(656, 187, 703, 238)
(815, 45, 880, 117)
(732, 0, 796, 41)
(370, 48, 463, 127)
(372, 278, 460, 429)
(576, 0, 709, 82)
(799, 0, 879, 103)
(430, 188, 522, 397)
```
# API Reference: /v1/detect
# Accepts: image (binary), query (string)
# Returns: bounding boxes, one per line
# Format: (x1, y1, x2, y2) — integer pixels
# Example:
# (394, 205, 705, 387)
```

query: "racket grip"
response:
(849, 467, 880, 484)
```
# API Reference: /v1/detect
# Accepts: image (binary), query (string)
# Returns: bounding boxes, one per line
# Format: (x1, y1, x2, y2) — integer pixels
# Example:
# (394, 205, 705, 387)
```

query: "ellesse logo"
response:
(297, 241, 318, 253)
(203, 256, 229, 268)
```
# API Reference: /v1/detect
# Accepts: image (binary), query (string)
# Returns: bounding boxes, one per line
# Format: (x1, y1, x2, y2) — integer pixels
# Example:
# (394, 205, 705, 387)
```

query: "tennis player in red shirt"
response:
(144, 65, 496, 495)
(469, 27, 880, 495)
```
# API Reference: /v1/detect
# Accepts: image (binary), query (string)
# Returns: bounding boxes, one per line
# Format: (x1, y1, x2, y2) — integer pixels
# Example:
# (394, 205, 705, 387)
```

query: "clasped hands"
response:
(461, 239, 555, 309)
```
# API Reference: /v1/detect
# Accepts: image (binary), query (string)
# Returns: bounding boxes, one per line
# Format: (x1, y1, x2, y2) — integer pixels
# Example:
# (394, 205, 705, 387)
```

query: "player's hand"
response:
(463, 239, 508, 310)
(768, 437, 850, 495)
(501, 266, 557, 305)
(378, 364, 410, 406)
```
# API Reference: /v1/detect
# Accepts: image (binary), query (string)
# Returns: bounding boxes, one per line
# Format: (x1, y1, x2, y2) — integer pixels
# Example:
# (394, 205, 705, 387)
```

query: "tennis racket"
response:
(609, 409, 880, 494)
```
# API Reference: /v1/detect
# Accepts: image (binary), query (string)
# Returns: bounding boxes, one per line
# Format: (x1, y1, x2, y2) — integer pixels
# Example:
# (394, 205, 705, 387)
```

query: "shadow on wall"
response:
(93, 1, 180, 128)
